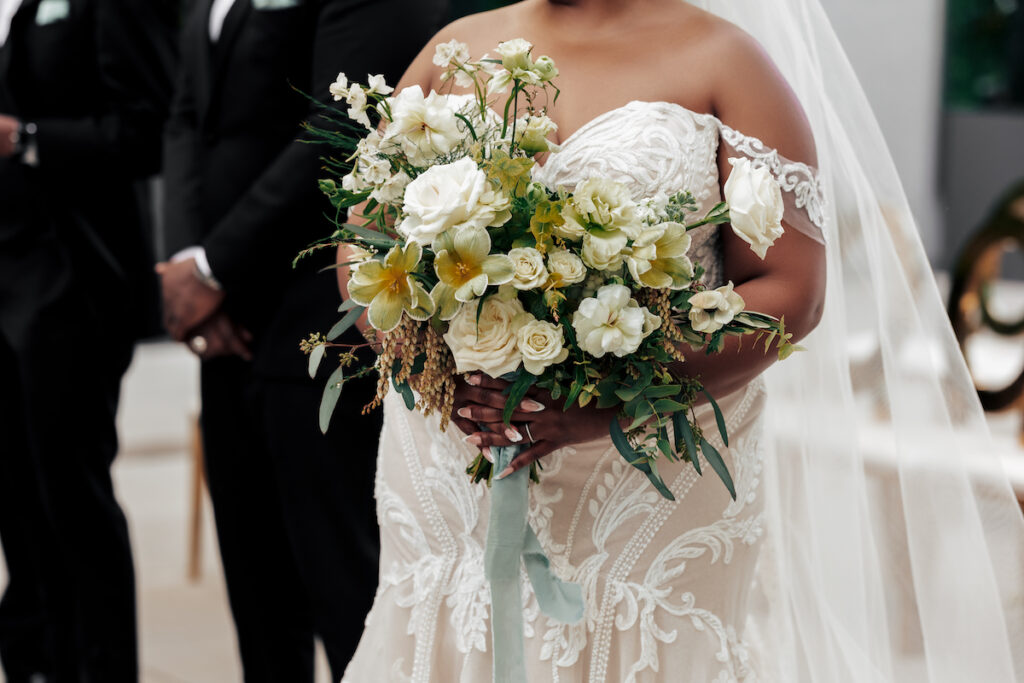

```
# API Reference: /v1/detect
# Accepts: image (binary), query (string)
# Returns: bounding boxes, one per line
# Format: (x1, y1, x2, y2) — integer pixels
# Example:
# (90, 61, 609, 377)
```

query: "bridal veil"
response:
(685, 0, 1024, 680)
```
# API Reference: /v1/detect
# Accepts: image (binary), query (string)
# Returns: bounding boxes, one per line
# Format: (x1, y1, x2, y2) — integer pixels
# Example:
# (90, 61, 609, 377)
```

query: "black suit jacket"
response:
(163, 0, 446, 378)
(0, 0, 177, 345)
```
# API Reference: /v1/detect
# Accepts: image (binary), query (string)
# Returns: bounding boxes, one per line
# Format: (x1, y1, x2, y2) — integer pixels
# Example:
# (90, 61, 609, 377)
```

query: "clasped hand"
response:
(155, 258, 251, 360)
(451, 373, 619, 479)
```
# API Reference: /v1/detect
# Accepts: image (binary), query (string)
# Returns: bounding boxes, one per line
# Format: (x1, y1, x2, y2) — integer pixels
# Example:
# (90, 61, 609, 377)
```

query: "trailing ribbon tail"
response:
(484, 444, 584, 683)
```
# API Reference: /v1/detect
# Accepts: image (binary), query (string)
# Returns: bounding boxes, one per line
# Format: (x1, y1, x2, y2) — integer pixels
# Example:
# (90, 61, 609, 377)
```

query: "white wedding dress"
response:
(341, 101, 826, 683)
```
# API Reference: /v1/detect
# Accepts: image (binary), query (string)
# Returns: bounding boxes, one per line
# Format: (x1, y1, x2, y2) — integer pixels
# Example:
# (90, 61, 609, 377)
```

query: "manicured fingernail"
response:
(463, 433, 482, 446)
(505, 427, 522, 443)
(482, 447, 493, 463)
(519, 399, 545, 412)
(457, 407, 472, 419)
(495, 466, 514, 480)
(465, 374, 481, 385)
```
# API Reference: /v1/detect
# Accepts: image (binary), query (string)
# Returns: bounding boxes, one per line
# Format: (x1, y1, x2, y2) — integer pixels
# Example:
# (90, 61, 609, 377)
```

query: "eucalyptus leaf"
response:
(318, 365, 345, 434)
(340, 222, 397, 245)
(610, 416, 675, 501)
(392, 376, 416, 410)
(653, 398, 689, 413)
(327, 305, 365, 341)
(643, 385, 683, 399)
(702, 389, 729, 447)
(700, 437, 736, 500)
(338, 298, 361, 313)
(676, 414, 700, 474)
(503, 372, 536, 425)
(308, 344, 326, 379)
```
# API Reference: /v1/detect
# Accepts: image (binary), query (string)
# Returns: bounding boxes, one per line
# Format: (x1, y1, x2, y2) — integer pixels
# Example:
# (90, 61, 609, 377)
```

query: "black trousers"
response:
(199, 355, 380, 683)
(0, 312, 136, 683)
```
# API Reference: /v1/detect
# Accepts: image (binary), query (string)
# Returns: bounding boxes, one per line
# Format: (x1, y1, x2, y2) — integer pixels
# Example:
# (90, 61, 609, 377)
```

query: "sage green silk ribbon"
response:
(484, 444, 584, 683)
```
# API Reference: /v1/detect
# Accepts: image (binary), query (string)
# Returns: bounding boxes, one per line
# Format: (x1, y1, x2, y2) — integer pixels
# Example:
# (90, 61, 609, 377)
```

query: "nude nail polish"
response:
(463, 433, 482, 446)
(457, 407, 472, 419)
(495, 466, 514, 480)
(519, 399, 546, 412)
(505, 427, 523, 443)
(482, 447, 493, 463)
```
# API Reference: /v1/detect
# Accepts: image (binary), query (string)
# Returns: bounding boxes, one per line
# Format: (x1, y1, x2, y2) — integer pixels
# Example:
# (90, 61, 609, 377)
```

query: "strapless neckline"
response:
(554, 100, 718, 151)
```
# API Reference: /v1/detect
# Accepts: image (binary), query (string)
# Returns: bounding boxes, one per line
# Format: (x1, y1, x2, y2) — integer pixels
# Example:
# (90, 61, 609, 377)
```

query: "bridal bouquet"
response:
(301, 39, 797, 501)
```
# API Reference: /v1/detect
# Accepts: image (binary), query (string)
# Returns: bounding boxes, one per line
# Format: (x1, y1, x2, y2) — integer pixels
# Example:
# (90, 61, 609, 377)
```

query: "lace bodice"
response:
(534, 100, 825, 288)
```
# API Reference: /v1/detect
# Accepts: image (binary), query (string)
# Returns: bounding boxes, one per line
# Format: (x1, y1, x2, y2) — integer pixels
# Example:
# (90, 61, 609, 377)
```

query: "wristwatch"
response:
(11, 121, 39, 167)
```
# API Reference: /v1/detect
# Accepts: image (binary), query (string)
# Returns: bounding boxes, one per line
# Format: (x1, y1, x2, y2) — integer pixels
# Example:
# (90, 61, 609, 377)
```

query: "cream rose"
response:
(507, 247, 548, 290)
(724, 158, 785, 259)
(570, 177, 642, 238)
(688, 281, 745, 333)
(495, 38, 533, 71)
(517, 319, 568, 375)
(398, 158, 508, 246)
(572, 284, 660, 358)
(546, 249, 586, 287)
(443, 297, 527, 377)
(581, 231, 628, 271)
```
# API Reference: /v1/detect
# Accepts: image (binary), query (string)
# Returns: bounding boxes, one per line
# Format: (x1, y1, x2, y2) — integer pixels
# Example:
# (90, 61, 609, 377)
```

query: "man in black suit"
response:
(159, 0, 446, 679)
(0, 0, 176, 681)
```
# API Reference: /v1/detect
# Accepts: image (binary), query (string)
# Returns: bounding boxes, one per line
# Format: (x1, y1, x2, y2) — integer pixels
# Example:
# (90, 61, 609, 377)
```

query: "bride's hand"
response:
(452, 373, 618, 479)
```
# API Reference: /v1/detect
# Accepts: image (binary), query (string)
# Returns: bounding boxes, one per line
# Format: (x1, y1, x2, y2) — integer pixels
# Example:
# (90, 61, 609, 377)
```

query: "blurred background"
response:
(2, 0, 1023, 681)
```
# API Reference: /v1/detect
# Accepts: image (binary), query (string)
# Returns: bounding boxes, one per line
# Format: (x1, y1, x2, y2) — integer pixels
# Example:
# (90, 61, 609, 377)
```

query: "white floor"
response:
(2, 311, 1023, 681)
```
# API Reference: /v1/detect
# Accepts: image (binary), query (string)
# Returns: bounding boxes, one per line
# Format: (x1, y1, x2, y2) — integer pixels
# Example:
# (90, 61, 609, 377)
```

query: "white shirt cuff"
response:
(170, 246, 222, 289)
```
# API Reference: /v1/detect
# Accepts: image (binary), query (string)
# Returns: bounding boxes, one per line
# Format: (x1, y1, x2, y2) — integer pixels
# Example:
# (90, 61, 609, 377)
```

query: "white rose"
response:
(507, 247, 548, 290)
(399, 158, 498, 246)
(571, 177, 642, 238)
(581, 231, 627, 271)
(517, 319, 568, 375)
(329, 72, 348, 101)
(724, 157, 785, 259)
(495, 38, 533, 71)
(370, 171, 411, 204)
(687, 281, 745, 333)
(546, 249, 586, 286)
(383, 86, 462, 165)
(571, 284, 657, 358)
(432, 39, 470, 67)
(444, 297, 527, 378)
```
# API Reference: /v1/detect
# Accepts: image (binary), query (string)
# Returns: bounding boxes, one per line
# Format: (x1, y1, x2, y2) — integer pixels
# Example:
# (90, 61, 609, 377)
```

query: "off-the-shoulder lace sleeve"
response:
(719, 124, 827, 245)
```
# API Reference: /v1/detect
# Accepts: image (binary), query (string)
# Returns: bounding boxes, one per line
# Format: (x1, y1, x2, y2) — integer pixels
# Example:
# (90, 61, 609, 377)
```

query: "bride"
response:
(339, 1, 1024, 681)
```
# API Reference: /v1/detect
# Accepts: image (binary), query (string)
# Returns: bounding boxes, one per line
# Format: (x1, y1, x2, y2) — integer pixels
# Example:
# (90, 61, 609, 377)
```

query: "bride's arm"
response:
(671, 27, 826, 398)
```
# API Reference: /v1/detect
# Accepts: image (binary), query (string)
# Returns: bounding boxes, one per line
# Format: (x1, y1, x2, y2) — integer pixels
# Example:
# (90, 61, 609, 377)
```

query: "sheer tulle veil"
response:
(682, 0, 1024, 680)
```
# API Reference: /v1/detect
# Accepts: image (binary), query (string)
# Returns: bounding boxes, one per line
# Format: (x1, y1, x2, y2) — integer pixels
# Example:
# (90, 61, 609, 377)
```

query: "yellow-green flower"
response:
(625, 222, 694, 289)
(348, 243, 435, 332)
(431, 226, 514, 319)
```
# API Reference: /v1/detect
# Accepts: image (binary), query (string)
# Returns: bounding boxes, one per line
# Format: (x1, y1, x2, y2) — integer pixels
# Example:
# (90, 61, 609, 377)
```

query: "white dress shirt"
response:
(0, 0, 24, 46)
(208, 0, 237, 42)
